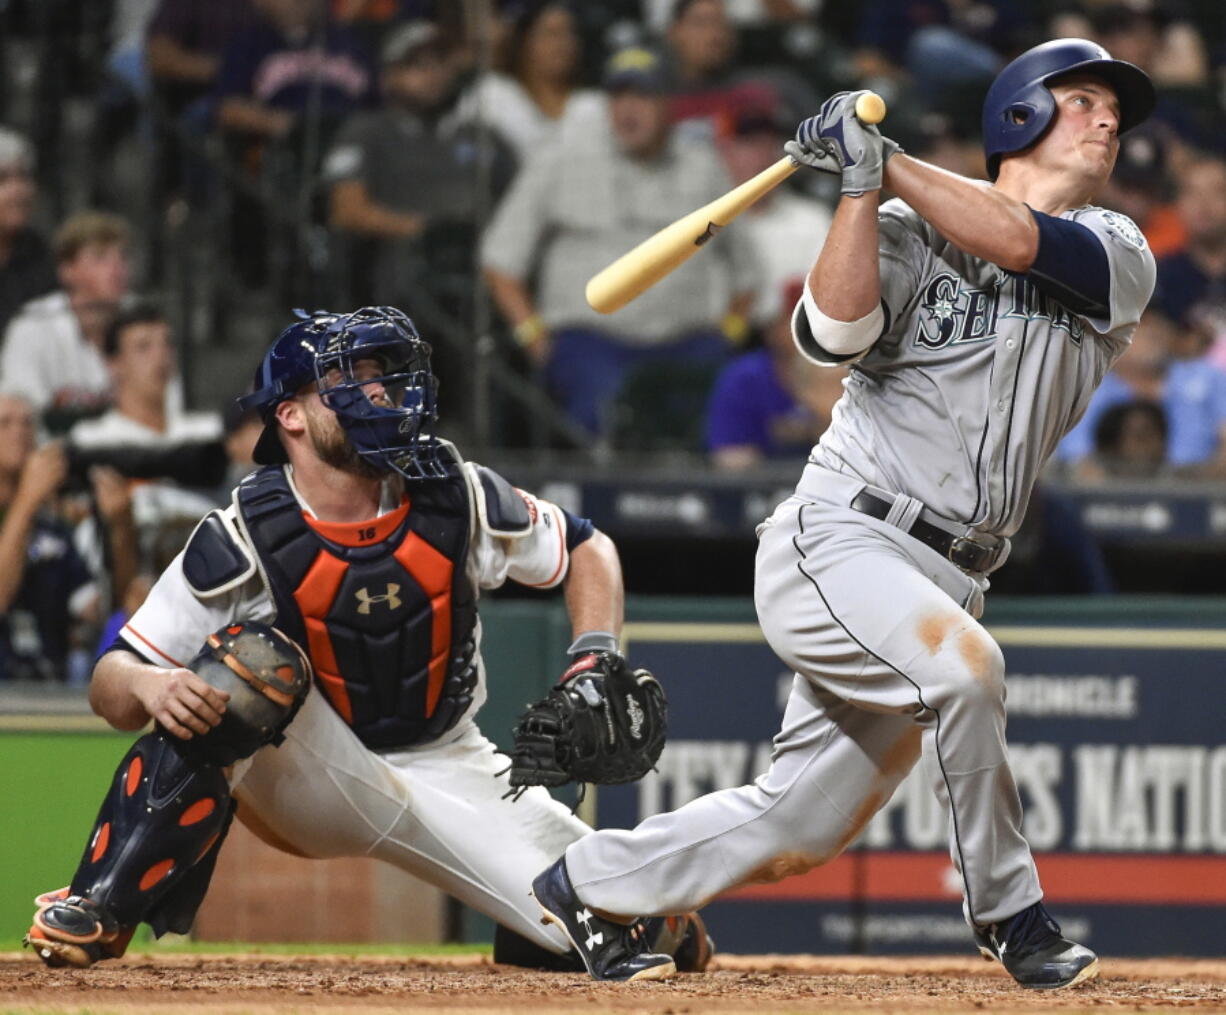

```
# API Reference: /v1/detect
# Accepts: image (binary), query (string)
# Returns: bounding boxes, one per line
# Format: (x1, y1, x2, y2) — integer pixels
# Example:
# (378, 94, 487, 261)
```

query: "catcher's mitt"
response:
(506, 651, 666, 792)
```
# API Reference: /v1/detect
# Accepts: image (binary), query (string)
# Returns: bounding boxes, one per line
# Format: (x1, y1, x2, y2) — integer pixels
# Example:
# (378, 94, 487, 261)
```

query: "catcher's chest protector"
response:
(238, 465, 478, 750)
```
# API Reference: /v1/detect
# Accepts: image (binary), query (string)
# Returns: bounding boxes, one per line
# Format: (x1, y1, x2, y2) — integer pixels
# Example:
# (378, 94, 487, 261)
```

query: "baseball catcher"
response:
(25, 306, 709, 977)
(506, 650, 667, 793)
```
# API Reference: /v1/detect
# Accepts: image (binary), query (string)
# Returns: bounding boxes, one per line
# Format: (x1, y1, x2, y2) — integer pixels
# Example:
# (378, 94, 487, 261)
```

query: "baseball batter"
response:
(25, 306, 706, 977)
(532, 40, 1156, 989)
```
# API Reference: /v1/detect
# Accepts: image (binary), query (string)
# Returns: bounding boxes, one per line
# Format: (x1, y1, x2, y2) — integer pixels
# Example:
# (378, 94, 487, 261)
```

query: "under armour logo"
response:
(355, 584, 402, 614)
(576, 908, 603, 951)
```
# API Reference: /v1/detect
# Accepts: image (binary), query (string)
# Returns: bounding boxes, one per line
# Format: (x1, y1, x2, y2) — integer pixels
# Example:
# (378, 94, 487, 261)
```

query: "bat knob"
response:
(855, 92, 886, 125)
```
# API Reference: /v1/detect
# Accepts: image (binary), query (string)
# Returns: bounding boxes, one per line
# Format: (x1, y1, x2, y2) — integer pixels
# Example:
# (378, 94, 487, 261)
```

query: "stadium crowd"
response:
(2, 0, 1226, 678)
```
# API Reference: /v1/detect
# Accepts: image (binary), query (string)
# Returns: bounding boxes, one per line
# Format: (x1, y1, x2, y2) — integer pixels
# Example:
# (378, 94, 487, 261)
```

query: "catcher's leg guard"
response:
(25, 731, 234, 968)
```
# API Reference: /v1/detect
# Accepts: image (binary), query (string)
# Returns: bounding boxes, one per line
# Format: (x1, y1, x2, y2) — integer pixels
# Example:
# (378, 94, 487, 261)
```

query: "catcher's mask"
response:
(240, 306, 445, 481)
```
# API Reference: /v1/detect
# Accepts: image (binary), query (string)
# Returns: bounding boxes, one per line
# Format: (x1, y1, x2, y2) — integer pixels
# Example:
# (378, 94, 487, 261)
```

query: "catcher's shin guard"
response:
(25, 731, 234, 967)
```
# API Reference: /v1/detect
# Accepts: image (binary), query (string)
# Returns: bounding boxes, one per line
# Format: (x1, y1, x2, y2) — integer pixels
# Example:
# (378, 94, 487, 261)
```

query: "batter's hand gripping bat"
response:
(585, 92, 886, 315)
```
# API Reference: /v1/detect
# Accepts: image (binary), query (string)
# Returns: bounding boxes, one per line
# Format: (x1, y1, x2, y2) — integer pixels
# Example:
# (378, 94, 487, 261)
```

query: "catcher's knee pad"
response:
(67, 731, 232, 931)
(181, 621, 312, 767)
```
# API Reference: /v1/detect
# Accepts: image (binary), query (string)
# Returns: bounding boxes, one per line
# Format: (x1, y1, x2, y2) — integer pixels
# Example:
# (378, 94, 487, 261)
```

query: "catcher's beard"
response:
(305, 407, 384, 481)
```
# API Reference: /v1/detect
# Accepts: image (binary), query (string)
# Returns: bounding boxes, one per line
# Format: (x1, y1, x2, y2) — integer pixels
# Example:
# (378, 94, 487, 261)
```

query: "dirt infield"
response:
(2, 951, 1225, 1014)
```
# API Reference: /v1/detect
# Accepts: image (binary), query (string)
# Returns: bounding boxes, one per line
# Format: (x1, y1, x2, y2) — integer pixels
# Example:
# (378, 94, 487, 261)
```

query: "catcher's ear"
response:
(273, 396, 312, 446)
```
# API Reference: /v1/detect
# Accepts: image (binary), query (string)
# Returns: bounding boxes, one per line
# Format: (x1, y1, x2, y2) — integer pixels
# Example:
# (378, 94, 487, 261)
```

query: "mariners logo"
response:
(914, 272, 1085, 350)
(915, 273, 998, 349)
(1102, 210, 1147, 249)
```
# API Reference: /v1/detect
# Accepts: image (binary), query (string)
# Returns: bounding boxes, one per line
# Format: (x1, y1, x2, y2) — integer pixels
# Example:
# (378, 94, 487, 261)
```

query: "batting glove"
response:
(783, 138, 841, 177)
(791, 90, 901, 197)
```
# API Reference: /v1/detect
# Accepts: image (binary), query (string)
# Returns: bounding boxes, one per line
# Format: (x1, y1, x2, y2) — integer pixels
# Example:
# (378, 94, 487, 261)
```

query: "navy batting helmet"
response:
(238, 306, 444, 480)
(982, 38, 1155, 180)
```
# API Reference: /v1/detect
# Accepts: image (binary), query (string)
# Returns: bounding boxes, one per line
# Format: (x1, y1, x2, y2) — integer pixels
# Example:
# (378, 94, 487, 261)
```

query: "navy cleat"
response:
(532, 858, 676, 982)
(975, 901, 1099, 990)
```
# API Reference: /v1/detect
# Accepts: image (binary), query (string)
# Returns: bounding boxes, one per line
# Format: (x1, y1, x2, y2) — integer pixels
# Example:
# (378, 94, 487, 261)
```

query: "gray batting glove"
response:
(783, 138, 841, 177)
(794, 90, 887, 197)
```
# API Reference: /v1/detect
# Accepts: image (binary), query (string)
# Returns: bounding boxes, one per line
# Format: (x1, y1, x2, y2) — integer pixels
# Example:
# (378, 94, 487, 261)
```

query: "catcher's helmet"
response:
(238, 306, 444, 480)
(982, 38, 1155, 180)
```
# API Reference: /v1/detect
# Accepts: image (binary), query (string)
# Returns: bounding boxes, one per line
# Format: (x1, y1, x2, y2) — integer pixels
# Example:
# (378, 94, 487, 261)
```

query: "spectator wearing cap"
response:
(482, 45, 760, 436)
(706, 279, 846, 469)
(0, 212, 134, 427)
(0, 128, 56, 339)
(717, 101, 831, 327)
(326, 20, 513, 246)
(453, 1, 603, 167)
(324, 18, 515, 356)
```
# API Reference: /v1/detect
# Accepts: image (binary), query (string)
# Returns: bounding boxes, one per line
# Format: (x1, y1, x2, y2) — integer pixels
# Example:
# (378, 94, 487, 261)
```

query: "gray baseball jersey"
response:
(562, 198, 1154, 934)
(801, 198, 1156, 537)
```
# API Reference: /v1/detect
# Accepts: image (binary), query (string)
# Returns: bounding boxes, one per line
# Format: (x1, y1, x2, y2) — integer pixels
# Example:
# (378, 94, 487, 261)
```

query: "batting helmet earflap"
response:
(982, 38, 1155, 181)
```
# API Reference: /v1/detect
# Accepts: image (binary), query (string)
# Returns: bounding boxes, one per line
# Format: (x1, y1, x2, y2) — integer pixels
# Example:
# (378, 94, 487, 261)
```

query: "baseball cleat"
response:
(25, 893, 130, 969)
(974, 901, 1099, 990)
(532, 858, 676, 982)
(645, 912, 715, 972)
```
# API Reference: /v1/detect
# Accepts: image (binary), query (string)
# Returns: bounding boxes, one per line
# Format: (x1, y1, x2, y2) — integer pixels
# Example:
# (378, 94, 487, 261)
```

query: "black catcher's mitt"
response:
(507, 651, 667, 791)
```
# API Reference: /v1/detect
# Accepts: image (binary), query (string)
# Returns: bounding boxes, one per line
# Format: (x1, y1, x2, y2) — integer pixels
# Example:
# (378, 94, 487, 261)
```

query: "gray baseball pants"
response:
(565, 465, 1042, 928)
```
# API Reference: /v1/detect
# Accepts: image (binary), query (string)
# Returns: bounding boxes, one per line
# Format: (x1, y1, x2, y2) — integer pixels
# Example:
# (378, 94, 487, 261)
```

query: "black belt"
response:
(849, 491, 1002, 573)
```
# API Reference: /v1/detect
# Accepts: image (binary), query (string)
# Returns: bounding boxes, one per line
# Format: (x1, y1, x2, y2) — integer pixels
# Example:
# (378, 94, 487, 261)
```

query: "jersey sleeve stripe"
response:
(121, 624, 185, 669)
(522, 505, 568, 589)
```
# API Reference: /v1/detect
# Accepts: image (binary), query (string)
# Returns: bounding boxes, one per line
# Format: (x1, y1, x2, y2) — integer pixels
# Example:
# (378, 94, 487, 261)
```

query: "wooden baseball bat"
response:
(585, 91, 886, 315)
